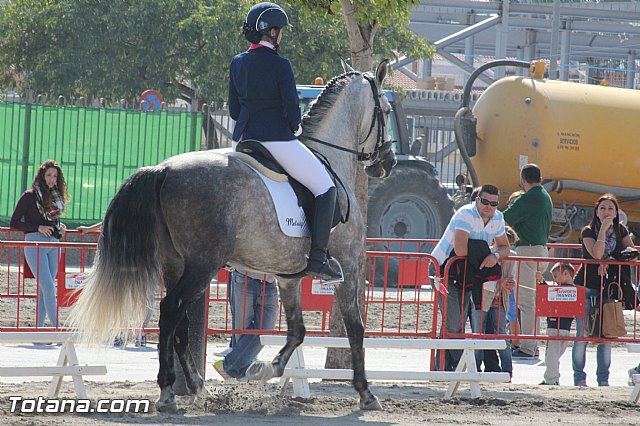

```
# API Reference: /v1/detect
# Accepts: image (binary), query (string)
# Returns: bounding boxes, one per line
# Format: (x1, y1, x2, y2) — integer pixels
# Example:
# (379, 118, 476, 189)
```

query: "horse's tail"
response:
(69, 166, 166, 345)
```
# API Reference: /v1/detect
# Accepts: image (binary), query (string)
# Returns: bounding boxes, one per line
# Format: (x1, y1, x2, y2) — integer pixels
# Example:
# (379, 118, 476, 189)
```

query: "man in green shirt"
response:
(503, 164, 553, 358)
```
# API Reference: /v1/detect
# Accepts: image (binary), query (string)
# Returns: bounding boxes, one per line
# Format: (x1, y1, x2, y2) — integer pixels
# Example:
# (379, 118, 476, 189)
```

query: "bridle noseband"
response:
(299, 74, 391, 164)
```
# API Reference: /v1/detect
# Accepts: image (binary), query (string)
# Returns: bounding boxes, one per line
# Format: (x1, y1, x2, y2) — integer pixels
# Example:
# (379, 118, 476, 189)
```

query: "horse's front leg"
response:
(335, 268, 382, 410)
(245, 279, 305, 381)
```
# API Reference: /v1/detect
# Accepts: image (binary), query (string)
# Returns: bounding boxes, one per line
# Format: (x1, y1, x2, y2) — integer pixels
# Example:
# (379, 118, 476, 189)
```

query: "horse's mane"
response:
(302, 71, 362, 132)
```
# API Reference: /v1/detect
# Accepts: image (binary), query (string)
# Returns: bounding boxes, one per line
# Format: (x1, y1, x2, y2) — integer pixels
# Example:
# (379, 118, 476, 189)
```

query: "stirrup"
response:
(319, 257, 344, 286)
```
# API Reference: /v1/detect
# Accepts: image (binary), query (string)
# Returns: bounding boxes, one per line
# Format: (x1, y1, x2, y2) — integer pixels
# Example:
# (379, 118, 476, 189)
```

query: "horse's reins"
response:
(299, 74, 389, 163)
(299, 74, 390, 225)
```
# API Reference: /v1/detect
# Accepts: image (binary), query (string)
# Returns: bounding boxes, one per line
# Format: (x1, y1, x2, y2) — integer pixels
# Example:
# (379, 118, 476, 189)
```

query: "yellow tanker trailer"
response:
(456, 60, 640, 241)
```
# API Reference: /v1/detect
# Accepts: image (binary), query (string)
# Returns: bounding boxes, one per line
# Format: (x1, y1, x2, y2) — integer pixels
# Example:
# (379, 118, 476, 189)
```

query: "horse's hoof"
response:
(155, 399, 178, 414)
(359, 395, 383, 411)
(245, 361, 276, 381)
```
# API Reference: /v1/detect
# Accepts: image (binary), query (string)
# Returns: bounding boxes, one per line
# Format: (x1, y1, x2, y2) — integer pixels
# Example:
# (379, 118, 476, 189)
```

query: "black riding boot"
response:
(306, 187, 341, 280)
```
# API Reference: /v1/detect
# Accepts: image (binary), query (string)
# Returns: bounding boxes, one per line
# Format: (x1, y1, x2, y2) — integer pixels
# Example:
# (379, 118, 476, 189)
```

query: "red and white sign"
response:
(536, 284, 585, 318)
(547, 286, 578, 302)
(301, 278, 334, 312)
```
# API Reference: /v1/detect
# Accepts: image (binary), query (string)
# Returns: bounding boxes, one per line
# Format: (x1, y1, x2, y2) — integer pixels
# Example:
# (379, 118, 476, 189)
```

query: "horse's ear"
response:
(376, 59, 389, 85)
(341, 58, 355, 73)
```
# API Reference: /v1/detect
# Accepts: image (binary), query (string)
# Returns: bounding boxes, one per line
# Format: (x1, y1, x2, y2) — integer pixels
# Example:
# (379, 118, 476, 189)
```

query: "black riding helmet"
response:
(242, 2, 292, 47)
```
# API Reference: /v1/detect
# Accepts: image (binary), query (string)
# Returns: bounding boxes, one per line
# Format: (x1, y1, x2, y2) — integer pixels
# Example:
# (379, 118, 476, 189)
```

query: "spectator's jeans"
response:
(224, 272, 279, 378)
(435, 285, 471, 371)
(24, 232, 59, 328)
(472, 305, 513, 375)
(507, 291, 517, 324)
(572, 287, 611, 385)
(514, 245, 549, 356)
(544, 328, 570, 383)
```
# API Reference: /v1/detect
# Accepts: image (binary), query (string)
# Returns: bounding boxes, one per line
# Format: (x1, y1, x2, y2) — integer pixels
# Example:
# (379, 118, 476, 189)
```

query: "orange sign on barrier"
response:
(24, 252, 81, 307)
(397, 259, 430, 287)
(217, 268, 231, 284)
(536, 284, 585, 318)
(56, 252, 86, 307)
(300, 278, 334, 312)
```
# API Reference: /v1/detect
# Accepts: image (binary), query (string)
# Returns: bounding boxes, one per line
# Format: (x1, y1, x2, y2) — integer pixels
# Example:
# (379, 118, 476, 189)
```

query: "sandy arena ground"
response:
(1, 378, 639, 425)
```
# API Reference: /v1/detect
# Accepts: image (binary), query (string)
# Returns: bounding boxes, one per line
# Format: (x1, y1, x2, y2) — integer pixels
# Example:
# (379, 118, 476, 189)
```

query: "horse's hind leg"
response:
(174, 306, 206, 395)
(156, 266, 210, 412)
(335, 281, 382, 410)
(246, 279, 305, 381)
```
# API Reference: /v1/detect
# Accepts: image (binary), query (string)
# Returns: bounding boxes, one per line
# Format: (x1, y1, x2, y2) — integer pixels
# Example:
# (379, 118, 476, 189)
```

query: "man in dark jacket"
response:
(432, 184, 510, 370)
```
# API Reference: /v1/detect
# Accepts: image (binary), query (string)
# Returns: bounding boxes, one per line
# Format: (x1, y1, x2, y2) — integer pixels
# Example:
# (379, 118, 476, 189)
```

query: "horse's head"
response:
(300, 60, 396, 178)
(361, 60, 397, 179)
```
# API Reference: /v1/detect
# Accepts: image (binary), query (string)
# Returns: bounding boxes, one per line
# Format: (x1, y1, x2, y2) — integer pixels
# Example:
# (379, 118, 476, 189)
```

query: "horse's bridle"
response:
(299, 74, 392, 164)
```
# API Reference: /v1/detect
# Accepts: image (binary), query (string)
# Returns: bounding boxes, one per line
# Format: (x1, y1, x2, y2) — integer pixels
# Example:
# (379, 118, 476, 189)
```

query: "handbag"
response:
(601, 282, 627, 338)
(586, 299, 600, 338)
(611, 247, 640, 261)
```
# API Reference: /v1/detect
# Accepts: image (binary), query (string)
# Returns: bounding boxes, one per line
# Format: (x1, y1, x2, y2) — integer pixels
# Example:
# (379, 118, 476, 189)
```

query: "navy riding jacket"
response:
(228, 45, 301, 142)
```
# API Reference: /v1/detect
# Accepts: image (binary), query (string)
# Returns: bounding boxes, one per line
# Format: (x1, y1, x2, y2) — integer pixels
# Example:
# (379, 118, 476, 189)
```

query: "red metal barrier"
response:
(0, 236, 96, 331)
(205, 251, 441, 341)
(439, 253, 640, 344)
(2, 225, 637, 351)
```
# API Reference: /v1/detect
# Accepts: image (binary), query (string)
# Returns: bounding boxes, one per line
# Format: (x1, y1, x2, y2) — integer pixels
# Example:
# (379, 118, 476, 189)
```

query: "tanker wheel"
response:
(367, 167, 454, 287)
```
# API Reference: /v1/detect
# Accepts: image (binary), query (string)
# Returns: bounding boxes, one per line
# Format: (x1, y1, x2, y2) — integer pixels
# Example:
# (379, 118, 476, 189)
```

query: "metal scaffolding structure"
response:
(406, 0, 640, 87)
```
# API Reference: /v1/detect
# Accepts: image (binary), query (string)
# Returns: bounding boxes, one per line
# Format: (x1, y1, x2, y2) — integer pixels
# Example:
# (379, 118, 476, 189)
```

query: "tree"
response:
(0, 0, 198, 102)
(288, 0, 432, 370)
(0, 0, 431, 105)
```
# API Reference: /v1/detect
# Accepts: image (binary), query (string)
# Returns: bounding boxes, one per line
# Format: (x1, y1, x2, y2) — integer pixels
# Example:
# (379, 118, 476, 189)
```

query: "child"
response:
(505, 191, 523, 351)
(540, 262, 575, 385)
(477, 226, 518, 379)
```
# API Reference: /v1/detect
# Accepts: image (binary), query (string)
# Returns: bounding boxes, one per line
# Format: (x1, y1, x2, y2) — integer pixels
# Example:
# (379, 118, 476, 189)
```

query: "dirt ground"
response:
(1, 379, 639, 425)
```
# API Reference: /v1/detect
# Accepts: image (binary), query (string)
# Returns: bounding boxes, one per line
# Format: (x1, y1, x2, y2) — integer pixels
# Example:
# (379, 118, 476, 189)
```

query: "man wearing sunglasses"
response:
(432, 184, 510, 370)
(503, 163, 553, 359)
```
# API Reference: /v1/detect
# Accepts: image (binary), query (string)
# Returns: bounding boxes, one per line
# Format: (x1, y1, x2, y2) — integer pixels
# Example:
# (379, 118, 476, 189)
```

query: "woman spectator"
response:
(10, 160, 69, 328)
(572, 193, 634, 386)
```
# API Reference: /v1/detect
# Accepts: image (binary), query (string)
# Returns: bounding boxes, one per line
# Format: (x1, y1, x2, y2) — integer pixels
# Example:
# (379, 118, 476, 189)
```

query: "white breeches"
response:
(234, 139, 334, 196)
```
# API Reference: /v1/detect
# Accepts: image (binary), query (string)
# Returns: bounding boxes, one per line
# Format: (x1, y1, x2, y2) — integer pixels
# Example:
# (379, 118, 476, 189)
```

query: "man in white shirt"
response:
(432, 184, 510, 370)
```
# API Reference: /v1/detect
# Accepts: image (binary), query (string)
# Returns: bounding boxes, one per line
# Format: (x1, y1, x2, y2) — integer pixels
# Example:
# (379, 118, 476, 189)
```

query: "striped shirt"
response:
(431, 203, 506, 266)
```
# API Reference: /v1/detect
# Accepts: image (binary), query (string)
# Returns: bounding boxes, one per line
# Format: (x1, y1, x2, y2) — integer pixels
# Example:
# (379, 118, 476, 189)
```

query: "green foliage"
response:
(0, 0, 431, 104)
(0, 0, 196, 101)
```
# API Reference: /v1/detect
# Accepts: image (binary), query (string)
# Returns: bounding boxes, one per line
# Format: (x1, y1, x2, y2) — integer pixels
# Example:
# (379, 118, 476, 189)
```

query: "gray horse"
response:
(69, 61, 395, 412)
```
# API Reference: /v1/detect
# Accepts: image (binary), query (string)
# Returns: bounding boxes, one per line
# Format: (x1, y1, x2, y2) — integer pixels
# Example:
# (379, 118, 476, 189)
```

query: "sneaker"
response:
(214, 347, 232, 357)
(598, 382, 609, 387)
(540, 380, 559, 386)
(512, 348, 536, 358)
(629, 367, 640, 386)
(575, 382, 588, 387)
(213, 359, 230, 381)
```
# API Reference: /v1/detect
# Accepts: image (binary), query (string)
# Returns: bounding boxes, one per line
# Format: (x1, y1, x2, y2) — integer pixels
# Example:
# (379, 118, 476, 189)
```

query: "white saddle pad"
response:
(243, 163, 311, 238)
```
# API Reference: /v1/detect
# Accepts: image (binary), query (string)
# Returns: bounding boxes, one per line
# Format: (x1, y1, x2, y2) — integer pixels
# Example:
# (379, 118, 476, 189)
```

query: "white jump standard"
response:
(255, 336, 510, 399)
(0, 332, 107, 399)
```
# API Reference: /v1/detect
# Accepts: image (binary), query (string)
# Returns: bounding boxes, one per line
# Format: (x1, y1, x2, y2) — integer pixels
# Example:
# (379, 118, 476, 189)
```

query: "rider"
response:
(229, 2, 340, 280)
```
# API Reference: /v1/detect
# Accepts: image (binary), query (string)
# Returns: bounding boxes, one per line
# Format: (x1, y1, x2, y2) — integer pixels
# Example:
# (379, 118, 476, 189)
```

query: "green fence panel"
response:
(0, 101, 200, 226)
